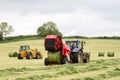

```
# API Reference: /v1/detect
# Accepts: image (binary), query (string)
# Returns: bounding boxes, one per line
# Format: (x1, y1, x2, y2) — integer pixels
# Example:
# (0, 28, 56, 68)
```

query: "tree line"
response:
(0, 21, 62, 41)
(0, 21, 120, 41)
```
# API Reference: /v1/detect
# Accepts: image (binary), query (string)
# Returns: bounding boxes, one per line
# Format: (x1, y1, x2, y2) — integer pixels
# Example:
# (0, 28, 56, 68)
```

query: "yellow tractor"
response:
(17, 45, 42, 59)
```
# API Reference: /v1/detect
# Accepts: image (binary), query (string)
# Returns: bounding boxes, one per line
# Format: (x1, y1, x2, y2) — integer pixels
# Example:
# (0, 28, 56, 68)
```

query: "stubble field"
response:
(0, 39, 120, 80)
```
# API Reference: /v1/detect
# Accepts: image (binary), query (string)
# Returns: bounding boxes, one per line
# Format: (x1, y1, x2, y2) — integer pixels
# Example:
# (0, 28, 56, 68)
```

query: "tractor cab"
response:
(65, 40, 83, 53)
(19, 45, 30, 51)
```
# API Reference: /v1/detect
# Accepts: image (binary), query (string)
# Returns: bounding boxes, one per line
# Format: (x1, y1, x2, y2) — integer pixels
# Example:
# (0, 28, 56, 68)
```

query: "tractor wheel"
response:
(83, 52, 90, 63)
(72, 53, 78, 63)
(44, 58, 49, 65)
(26, 53, 32, 59)
(18, 54, 23, 59)
(36, 53, 40, 59)
(61, 57, 68, 64)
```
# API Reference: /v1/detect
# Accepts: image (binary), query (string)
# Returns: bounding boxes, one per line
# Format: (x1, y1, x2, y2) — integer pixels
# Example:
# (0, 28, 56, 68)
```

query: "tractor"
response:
(65, 40, 90, 63)
(44, 35, 90, 65)
(17, 45, 42, 59)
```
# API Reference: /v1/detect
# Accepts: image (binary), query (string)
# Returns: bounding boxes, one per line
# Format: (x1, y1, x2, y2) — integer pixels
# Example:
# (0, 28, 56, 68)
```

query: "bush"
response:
(9, 52, 18, 57)
(107, 52, 114, 57)
(98, 52, 105, 57)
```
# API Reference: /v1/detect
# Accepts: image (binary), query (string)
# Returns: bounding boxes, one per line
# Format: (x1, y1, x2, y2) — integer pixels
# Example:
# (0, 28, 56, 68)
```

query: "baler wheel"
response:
(45, 58, 49, 65)
(61, 57, 67, 64)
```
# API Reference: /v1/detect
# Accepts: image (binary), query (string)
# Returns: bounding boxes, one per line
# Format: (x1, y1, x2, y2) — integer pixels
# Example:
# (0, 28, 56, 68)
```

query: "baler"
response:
(44, 35, 71, 65)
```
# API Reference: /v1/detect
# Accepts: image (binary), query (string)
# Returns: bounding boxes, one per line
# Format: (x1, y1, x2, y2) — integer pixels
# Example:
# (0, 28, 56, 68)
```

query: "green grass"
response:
(2, 58, 119, 80)
(72, 67, 120, 80)
(0, 39, 120, 80)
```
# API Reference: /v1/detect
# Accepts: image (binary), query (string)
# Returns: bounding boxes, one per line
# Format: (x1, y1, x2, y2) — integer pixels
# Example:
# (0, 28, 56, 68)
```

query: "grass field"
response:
(0, 39, 120, 80)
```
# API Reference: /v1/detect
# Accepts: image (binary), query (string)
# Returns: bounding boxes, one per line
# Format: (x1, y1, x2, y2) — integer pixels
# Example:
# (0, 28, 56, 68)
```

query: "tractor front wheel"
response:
(44, 58, 49, 65)
(72, 53, 79, 63)
(18, 54, 23, 59)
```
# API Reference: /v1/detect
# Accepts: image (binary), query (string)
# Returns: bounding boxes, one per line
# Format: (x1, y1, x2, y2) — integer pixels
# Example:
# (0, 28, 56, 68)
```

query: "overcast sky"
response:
(0, 0, 120, 37)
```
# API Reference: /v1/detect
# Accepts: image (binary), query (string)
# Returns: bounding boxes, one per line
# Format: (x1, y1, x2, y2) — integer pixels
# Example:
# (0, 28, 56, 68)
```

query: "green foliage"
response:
(9, 52, 18, 57)
(1, 35, 120, 43)
(0, 35, 40, 43)
(98, 52, 105, 57)
(0, 22, 14, 41)
(92, 36, 120, 39)
(37, 21, 63, 37)
(64, 36, 88, 39)
(107, 52, 114, 57)
(64, 36, 120, 39)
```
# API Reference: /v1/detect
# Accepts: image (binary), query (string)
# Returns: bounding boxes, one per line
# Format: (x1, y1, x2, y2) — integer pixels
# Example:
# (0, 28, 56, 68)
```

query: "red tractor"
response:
(44, 35, 90, 65)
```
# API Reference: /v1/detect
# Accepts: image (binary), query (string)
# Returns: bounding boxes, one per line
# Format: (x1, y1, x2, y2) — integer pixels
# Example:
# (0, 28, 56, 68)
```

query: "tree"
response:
(37, 21, 63, 37)
(0, 22, 14, 40)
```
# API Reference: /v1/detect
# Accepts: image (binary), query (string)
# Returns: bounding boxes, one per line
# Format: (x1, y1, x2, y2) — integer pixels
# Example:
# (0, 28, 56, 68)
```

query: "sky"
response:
(0, 0, 120, 37)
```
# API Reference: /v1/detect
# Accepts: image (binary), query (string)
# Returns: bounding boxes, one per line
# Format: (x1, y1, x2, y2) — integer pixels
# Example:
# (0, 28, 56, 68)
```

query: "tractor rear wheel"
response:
(18, 54, 23, 59)
(45, 58, 49, 65)
(26, 53, 32, 59)
(36, 53, 40, 59)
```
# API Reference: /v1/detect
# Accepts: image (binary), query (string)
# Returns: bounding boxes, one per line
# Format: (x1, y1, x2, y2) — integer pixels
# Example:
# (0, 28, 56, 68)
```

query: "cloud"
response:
(0, 0, 120, 37)
(57, 7, 120, 36)
(64, 30, 79, 36)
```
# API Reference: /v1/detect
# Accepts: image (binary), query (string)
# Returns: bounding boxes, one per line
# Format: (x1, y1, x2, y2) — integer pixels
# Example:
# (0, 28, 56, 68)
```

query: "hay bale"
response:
(9, 52, 13, 57)
(107, 52, 114, 57)
(98, 52, 105, 57)
(9, 52, 18, 57)
(48, 51, 61, 64)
